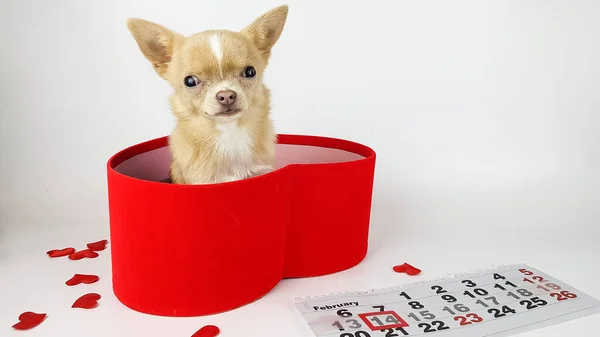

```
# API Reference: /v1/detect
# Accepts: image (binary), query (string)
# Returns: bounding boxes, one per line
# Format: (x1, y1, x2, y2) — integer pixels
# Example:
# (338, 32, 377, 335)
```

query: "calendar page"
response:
(294, 264, 600, 337)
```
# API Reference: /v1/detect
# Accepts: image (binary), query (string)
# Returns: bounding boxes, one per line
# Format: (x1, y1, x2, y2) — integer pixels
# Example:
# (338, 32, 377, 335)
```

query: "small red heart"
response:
(191, 325, 220, 337)
(47, 247, 75, 258)
(72, 293, 101, 309)
(87, 239, 108, 251)
(393, 263, 422, 276)
(68, 249, 99, 260)
(66, 274, 100, 286)
(12, 311, 47, 330)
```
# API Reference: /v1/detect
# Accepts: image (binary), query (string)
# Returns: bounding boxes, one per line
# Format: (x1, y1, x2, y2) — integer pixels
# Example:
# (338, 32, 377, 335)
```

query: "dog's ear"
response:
(241, 5, 288, 63)
(126, 18, 183, 77)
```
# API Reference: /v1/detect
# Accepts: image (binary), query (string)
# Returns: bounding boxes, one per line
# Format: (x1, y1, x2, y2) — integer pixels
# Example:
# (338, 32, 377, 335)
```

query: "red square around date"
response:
(358, 311, 409, 331)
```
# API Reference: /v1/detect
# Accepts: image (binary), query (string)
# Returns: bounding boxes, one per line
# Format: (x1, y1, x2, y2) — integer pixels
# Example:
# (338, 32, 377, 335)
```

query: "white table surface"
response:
(1, 181, 599, 337)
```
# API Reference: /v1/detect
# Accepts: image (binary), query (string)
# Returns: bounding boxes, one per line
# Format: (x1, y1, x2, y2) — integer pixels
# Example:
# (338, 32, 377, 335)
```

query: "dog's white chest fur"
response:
(214, 121, 254, 181)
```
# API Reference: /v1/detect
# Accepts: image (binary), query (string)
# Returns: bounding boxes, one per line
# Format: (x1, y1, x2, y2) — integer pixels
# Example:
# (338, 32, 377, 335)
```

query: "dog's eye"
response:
(184, 76, 199, 87)
(243, 66, 256, 78)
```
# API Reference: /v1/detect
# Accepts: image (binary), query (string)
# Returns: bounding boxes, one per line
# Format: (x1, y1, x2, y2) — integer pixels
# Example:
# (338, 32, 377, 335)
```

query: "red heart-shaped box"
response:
(107, 134, 376, 317)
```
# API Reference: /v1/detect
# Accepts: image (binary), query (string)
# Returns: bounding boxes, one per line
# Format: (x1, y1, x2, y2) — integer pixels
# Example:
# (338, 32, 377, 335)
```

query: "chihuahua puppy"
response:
(127, 5, 288, 184)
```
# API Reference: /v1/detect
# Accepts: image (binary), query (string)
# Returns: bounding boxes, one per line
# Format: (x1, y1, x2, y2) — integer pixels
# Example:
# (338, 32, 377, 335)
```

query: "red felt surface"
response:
(87, 239, 108, 251)
(68, 249, 99, 260)
(47, 247, 75, 258)
(72, 293, 101, 309)
(393, 263, 422, 276)
(12, 312, 47, 330)
(66, 274, 100, 286)
(106, 134, 376, 317)
(191, 325, 220, 337)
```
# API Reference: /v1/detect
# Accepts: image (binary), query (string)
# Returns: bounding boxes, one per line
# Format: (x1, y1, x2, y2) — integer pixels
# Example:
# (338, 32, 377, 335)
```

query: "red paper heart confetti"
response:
(66, 274, 100, 286)
(87, 239, 108, 251)
(72, 293, 101, 309)
(68, 249, 99, 260)
(12, 311, 47, 330)
(191, 325, 220, 337)
(393, 263, 422, 276)
(46, 247, 75, 258)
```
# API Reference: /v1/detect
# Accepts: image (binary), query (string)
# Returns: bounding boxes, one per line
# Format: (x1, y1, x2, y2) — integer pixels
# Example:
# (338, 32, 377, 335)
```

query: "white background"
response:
(1, 0, 599, 336)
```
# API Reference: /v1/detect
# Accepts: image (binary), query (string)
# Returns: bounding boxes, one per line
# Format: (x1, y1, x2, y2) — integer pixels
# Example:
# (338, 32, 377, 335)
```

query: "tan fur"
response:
(126, 5, 288, 184)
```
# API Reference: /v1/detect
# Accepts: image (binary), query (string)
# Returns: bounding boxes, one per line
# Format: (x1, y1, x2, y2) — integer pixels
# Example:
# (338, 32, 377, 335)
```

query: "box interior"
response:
(114, 143, 366, 182)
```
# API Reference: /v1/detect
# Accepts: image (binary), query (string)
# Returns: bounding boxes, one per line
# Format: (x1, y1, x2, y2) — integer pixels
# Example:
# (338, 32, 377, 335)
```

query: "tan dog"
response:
(127, 5, 288, 184)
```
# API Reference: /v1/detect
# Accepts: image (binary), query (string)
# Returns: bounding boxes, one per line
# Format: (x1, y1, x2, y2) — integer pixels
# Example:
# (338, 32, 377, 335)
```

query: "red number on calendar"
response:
(536, 283, 562, 292)
(546, 283, 562, 290)
(358, 311, 409, 331)
(454, 313, 484, 326)
(550, 291, 578, 301)
(522, 270, 564, 293)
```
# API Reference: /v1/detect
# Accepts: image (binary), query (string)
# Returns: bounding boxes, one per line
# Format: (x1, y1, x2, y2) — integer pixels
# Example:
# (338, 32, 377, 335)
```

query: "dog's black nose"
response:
(216, 90, 237, 106)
